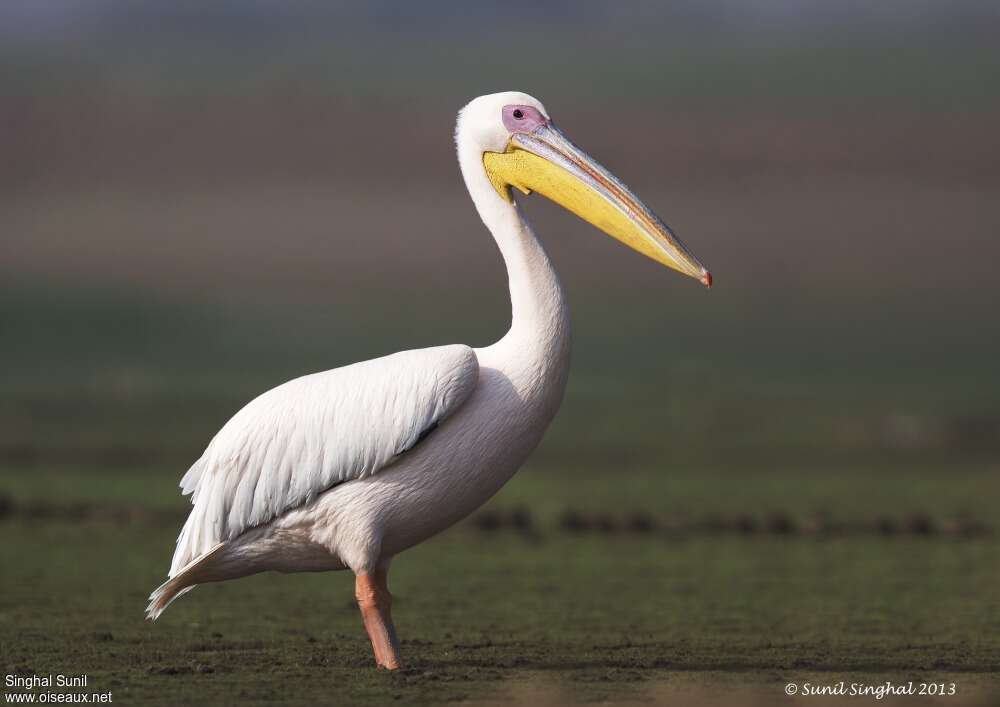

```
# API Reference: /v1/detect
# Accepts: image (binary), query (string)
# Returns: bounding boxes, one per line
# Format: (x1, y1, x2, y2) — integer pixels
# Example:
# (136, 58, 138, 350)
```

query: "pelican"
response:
(147, 91, 711, 670)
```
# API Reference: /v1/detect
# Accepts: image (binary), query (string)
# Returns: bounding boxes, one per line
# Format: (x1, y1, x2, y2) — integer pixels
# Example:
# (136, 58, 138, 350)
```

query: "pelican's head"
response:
(457, 92, 711, 287)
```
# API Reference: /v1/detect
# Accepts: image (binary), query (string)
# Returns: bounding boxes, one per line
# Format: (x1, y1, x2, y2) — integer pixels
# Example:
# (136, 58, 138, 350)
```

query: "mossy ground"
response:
(3, 460, 1000, 705)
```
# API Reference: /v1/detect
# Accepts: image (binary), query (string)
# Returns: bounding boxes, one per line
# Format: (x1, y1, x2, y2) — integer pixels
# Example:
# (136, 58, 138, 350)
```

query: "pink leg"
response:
(355, 569, 401, 670)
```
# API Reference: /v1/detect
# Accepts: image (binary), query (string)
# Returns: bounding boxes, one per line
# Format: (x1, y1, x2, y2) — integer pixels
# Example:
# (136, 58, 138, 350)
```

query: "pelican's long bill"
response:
(484, 123, 712, 287)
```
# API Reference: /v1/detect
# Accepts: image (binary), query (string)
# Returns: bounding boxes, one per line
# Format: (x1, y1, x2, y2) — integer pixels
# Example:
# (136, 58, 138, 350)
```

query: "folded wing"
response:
(169, 344, 479, 575)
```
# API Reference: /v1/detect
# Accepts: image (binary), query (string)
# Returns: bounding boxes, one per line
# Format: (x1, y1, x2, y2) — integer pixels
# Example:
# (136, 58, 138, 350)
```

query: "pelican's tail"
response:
(145, 542, 225, 621)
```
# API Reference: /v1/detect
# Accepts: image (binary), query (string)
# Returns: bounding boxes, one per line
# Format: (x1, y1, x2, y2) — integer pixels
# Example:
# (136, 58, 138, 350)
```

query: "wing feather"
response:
(169, 344, 479, 575)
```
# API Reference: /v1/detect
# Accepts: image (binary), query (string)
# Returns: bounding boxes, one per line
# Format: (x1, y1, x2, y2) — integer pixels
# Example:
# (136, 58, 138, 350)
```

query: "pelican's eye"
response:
(502, 105, 546, 133)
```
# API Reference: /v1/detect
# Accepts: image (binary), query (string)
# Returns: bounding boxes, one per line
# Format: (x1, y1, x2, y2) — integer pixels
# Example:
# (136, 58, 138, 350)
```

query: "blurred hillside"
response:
(1, 2, 999, 468)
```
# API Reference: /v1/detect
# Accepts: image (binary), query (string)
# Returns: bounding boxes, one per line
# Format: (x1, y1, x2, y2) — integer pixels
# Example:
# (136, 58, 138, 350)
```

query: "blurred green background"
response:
(2, 2, 1000, 704)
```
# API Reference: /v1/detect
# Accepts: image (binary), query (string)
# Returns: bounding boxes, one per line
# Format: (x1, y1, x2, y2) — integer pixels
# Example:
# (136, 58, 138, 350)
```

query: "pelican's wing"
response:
(169, 344, 478, 575)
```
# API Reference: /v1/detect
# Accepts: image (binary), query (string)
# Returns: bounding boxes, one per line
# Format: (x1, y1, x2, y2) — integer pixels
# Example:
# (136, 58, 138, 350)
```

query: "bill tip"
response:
(701, 271, 713, 288)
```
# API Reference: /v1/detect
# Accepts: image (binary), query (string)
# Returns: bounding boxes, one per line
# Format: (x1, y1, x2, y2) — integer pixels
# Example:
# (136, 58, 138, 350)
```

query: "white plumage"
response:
(147, 91, 709, 670)
(170, 345, 478, 577)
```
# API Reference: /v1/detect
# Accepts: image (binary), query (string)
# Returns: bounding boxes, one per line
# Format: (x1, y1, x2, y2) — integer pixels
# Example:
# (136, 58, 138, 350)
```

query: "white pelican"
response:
(147, 91, 711, 670)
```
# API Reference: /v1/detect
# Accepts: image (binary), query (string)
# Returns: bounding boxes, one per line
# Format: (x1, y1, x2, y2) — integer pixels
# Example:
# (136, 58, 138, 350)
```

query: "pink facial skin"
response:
(502, 104, 548, 134)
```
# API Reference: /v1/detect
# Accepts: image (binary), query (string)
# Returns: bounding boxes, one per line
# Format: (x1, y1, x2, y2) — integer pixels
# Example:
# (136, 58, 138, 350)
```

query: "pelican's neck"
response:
(459, 149, 570, 388)
(489, 202, 569, 342)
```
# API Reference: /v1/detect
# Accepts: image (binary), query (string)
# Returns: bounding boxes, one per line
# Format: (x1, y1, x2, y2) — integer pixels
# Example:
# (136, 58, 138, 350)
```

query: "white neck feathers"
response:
(456, 132, 571, 391)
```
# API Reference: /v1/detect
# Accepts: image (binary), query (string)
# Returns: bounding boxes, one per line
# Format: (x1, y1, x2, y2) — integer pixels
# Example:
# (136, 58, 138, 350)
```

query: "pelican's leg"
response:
(355, 569, 401, 670)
